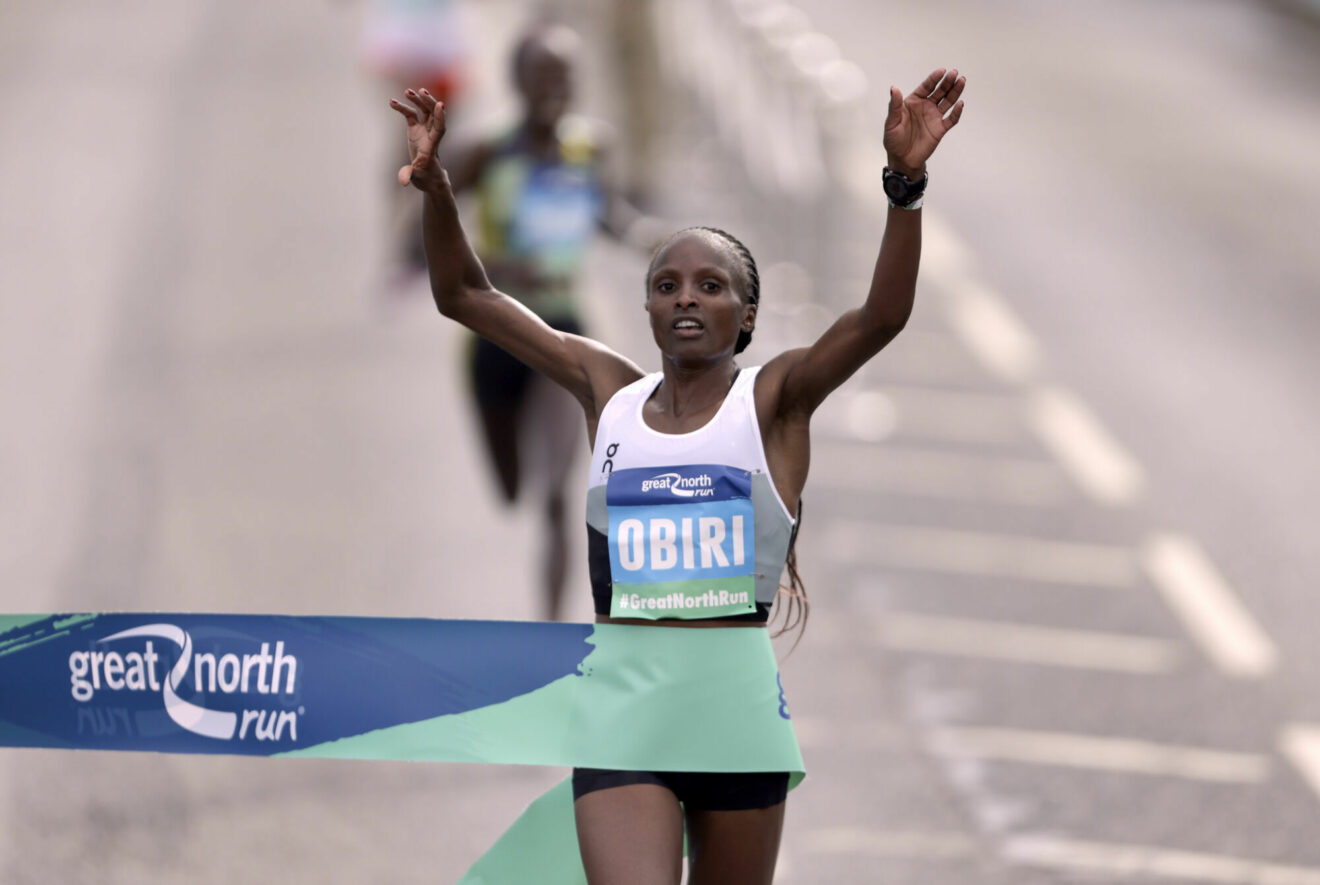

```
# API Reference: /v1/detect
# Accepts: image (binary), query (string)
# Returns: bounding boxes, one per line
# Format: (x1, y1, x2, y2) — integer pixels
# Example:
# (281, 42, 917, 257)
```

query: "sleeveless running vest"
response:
(474, 116, 603, 321)
(586, 368, 796, 623)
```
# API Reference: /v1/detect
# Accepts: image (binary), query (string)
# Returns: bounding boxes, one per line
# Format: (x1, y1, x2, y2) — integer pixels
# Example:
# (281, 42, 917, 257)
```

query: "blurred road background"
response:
(2, 0, 1319, 881)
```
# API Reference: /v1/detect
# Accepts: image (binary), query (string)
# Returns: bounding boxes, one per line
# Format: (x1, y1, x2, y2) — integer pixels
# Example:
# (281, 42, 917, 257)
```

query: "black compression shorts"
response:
(571, 768, 790, 811)
(470, 317, 583, 412)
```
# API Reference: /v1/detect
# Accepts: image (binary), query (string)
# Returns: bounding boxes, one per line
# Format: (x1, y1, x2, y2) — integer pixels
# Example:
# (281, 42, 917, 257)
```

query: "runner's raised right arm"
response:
(389, 88, 643, 427)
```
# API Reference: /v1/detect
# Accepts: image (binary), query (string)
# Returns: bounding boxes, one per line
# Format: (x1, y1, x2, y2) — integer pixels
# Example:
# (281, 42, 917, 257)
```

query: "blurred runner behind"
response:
(442, 20, 663, 620)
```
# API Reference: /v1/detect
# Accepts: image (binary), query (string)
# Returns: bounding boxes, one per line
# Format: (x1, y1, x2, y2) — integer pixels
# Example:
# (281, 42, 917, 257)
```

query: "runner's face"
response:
(518, 47, 573, 127)
(646, 233, 754, 363)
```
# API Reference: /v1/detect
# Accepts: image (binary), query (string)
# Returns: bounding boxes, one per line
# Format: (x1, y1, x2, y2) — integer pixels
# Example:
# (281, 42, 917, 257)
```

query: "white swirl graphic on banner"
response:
(98, 624, 238, 739)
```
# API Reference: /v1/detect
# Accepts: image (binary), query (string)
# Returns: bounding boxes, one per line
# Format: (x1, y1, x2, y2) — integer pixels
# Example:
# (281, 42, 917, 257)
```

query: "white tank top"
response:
(584, 367, 796, 622)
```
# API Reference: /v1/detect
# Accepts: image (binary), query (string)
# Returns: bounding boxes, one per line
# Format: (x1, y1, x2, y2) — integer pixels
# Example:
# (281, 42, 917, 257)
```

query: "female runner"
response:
(391, 64, 965, 885)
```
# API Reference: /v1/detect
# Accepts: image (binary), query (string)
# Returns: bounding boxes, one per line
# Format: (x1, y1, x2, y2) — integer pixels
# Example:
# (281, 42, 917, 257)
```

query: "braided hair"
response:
(647, 226, 760, 354)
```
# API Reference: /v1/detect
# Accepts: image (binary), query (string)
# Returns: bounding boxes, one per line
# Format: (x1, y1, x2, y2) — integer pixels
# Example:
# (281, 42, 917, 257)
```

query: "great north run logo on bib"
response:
(606, 464, 756, 619)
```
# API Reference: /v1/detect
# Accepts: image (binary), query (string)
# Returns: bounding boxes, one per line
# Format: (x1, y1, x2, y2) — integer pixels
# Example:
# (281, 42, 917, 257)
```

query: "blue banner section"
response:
(605, 464, 751, 507)
(0, 614, 593, 756)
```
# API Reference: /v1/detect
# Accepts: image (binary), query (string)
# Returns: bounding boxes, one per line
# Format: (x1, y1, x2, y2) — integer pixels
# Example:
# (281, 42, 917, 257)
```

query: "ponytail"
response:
(771, 501, 808, 649)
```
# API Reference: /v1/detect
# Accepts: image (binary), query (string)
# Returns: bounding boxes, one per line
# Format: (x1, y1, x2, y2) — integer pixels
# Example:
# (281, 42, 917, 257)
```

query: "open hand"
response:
(388, 88, 447, 189)
(883, 68, 966, 176)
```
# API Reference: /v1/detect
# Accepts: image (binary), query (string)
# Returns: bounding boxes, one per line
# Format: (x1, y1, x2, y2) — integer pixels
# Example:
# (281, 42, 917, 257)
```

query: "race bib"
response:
(606, 465, 756, 619)
(510, 165, 599, 274)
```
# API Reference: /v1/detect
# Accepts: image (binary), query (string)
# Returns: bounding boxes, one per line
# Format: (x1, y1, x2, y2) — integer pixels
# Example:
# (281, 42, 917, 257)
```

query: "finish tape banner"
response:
(0, 614, 803, 882)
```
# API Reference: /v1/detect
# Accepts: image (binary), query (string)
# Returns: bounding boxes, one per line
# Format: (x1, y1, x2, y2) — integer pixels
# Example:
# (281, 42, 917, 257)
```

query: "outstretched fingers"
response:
(389, 88, 441, 125)
(942, 100, 965, 131)
(408, 88, 447, 142)
(928, 69, 959, 106)
(388, 98, 419, 125)
(411, 87, 440, 113)
(389, 87, 449, 186)
(937, 74, 966, 110)
(403, 89, 433, 125)
(936, 72, 966, 132)
(912, 68, 948, 100)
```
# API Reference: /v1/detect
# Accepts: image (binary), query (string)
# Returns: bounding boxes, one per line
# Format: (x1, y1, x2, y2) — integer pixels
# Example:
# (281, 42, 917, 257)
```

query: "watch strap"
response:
(882, 166, 928, 208)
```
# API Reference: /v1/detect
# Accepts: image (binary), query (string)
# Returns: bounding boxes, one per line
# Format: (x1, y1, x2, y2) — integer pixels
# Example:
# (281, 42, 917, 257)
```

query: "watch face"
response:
(883, 175, 907, 200)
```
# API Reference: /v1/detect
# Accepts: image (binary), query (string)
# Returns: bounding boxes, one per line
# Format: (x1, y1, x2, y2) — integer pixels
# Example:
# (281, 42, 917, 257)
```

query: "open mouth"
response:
(673, 318, 705, 335)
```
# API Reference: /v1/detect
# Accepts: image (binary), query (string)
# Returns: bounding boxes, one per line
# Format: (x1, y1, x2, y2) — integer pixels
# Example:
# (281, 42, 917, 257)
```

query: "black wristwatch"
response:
(882, 166, 928, 208)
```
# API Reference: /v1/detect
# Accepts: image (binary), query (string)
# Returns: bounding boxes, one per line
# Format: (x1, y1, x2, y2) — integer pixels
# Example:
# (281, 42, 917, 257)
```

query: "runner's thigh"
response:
(575, 783, 684, 885)
(685, 803, 785, 885)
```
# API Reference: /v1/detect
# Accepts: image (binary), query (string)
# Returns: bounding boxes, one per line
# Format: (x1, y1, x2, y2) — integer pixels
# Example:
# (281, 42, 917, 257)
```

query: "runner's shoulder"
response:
(575, 338, 644, 407)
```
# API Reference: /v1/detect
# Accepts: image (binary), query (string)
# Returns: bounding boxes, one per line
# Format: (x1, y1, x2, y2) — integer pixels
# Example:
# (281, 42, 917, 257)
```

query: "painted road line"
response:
(1003, 835, 1320, 883)
(930, 727, 1270, 783)
(879, 613, 1181, 673)
(1142, 533, 1278, 678)
(789, 715, 909, 751)
(832, 388, 898, 442)
(940, 277, 1043, 385)
(804, 827, 978, 860)
(1027, 386, 1145, 506)
(812, 442, 1071, 506)
(922, 211, 1042, 385)
(839, 133, 897, 209)
(820, 385, 1028, 446)
(867, 329, 985, 385)
(1279, 725, 1320, 806)
(921, 211, 976, 280)
(884, 385, 1028, 445)
(828, 522, 1138, 587)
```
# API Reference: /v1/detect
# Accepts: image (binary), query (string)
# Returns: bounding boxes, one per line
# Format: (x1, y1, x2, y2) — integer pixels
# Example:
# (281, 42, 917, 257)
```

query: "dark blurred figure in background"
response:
(439, 20, 662, 620)
(362, 0, 474, 292)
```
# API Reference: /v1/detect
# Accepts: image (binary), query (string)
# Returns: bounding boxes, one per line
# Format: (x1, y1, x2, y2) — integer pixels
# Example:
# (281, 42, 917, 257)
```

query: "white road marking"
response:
(812, 442, 1071, 506)
(803, 827, 978, 860)
(921, 211, 976, 279)
(840, 389, 898, 441)
(940, 277, 1043, 385)
(885, 385, 1028, 444)
(1027, 386, 1145, 506)
(879, 612, 1181, 673)
(1278, 725, 1320, 807)
(821, 385, 1027, 445)
(838, 134, 890, 207)
(1003, 835, 1320, 883)
(922, 211, 1042, 385)
(1142, 533, 1278, 678)
(828, 522, 1138, 587)
(789, 715, 908, 750)
(930, 727, 1270, 783)
(866, 329, 984, 384)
